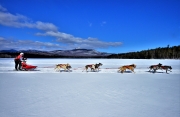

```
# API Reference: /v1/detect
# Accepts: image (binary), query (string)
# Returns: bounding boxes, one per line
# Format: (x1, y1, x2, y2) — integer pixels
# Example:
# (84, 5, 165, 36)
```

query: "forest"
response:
(107, 45, 180, 59)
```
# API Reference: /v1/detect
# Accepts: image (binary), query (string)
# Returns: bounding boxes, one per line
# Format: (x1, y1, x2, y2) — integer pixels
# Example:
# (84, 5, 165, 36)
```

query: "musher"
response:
(14, 52, 24, 71)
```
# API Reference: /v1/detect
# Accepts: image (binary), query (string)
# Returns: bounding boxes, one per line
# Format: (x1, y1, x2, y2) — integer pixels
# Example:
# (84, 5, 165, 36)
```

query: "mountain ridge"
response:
(1, 45, 179, 59)
(0, 49, 112, 58)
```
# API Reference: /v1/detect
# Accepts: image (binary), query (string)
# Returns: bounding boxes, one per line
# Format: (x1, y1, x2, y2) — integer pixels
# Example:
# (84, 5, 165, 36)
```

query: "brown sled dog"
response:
(160, 65, 172, 73)
(149, 63, 162, 72)
(118, 64, 136, 73)
(55, 63, 72, 72)
(153, 65, 172, 74)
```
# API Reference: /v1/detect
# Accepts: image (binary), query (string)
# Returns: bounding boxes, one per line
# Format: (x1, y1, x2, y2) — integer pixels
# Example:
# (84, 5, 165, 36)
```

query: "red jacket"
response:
(15, 55, 22, 60)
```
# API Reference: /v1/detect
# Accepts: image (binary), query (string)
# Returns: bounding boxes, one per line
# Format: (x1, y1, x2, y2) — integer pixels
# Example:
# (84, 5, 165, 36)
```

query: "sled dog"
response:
(118, 64, 136, 73)
(94, 63, 103, 71)
(82, 64, 96, 72)
(55, 63, 71, 72)
(149, 63, 162, 72)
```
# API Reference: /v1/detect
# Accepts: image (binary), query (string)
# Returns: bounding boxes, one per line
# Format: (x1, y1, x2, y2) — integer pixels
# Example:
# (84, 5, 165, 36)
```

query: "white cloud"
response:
(0, 34, 122, 50)
(35, 21, 58, 32)
(0, 37, 63, 50)
(0, 5, 122, 50)
(0, 11, 58, 31)
(36, 31, 122, 49)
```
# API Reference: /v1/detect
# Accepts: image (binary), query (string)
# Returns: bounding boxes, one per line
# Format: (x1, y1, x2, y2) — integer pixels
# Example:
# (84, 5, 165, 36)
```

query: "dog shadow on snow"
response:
(145, 71, 168, 74)
(117, 71, 133, 73)
(88, 70, 102, 72)
(57, 70, 73, 72)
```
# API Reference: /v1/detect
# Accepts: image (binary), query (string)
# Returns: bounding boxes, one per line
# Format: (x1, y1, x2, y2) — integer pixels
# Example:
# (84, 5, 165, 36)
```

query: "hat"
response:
(20, 53, 24, 55)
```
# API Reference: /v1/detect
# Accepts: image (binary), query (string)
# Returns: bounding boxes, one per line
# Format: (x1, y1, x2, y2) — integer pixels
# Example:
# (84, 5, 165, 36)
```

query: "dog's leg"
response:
(55, 67, 60, 72)
(118, 67, 121, 73)
(149, 68, 151, 72)
(86, 66, 89, 72)
(93, 68, 95, 72)
(153, 69, 156, 73)
(55, 68, 58, 72)
(91, 67, 93, 72)
(131, 68, 135, 73)
(54, 66, 58, 72)
(85, 66, 88, 72)
(133, 68, 135, 73)
(82, 67, 86, 72)
(120, 68, 124, 73)
(87, 67, 89, 72)
(65, 68, 68, 72)
(168, 69, 172, 72)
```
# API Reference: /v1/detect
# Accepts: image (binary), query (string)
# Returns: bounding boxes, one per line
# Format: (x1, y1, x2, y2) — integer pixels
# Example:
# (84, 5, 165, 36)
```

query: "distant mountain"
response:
(0, 49, 112, 58)
(50, 49, 111, 57)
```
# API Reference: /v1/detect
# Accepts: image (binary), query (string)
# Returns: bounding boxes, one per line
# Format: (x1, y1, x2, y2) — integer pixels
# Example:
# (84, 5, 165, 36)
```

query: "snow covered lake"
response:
(0, 58, 180, 117)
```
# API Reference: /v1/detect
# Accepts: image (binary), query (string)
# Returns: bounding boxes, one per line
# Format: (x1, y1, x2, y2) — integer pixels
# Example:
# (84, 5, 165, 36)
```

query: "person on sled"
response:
(14, 52, 24, 71)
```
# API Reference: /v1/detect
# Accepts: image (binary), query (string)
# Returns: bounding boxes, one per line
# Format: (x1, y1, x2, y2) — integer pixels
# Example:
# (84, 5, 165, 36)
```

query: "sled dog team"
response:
(55, 63, 172, 74)
(14, 53, 172, 73)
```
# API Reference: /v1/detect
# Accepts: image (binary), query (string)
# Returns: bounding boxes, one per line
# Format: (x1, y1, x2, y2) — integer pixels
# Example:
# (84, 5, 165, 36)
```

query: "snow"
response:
(0, 58, 180, 117)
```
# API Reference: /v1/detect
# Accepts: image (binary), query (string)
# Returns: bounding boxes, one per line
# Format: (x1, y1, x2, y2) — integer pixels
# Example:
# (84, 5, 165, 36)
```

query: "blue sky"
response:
(0, 0, 179, 53)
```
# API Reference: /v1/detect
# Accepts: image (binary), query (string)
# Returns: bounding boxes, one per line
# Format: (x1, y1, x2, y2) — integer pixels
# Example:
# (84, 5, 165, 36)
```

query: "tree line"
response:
(107, 45, 180, 59)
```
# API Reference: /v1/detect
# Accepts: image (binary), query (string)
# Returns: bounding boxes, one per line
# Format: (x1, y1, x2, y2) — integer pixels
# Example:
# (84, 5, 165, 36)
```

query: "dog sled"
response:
(21, 58, 37, 71)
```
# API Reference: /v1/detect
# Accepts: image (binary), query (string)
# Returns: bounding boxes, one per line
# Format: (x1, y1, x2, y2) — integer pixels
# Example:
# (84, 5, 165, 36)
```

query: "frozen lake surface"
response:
(0, 58, 180, 117)
(0, 58, 180, 74)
